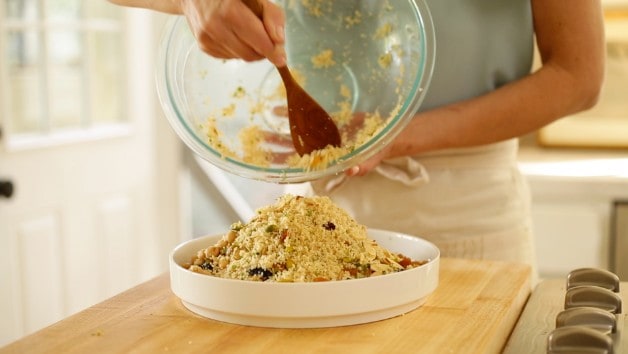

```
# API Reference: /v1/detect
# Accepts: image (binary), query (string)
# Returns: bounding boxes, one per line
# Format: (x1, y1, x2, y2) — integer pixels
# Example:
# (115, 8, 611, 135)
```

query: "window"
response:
(1, 0, 126, 148)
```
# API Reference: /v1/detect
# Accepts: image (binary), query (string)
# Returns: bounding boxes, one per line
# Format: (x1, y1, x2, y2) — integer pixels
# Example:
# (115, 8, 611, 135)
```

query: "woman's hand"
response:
(180, 0, 286, 67)
(345, 145, 392, 177)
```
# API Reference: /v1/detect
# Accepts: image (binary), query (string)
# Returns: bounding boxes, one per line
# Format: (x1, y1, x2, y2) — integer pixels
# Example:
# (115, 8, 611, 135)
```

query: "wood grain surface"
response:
(0, 258, 531, 354)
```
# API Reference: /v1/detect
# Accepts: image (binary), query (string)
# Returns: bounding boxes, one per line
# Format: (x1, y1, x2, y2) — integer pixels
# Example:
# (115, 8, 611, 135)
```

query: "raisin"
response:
(248, 267, 273, 281)
(200, 262, 213, 271)
(323, 221, 336, 230)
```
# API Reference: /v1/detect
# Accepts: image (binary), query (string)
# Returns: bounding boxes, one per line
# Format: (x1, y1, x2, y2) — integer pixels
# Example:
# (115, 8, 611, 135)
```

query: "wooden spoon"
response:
(242, 0, 341, 156)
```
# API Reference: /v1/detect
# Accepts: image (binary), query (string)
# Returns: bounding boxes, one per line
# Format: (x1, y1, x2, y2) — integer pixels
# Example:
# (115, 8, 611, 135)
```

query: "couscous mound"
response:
(186, 194, 425, 282)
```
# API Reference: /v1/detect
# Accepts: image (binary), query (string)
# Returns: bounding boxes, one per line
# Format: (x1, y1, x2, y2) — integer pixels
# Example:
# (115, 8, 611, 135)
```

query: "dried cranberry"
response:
(279, 229, 289, 243)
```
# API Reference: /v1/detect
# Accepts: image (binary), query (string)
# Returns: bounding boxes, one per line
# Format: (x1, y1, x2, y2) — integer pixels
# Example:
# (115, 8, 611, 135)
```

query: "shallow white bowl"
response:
(169, 229, 440, 328)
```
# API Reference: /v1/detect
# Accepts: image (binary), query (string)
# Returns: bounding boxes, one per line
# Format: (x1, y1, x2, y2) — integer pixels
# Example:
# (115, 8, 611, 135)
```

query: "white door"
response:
(0, 1, 181, 345)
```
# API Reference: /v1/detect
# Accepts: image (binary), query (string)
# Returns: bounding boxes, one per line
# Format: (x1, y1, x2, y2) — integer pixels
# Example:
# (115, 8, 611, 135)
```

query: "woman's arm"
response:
(107, 0, 286, 66)
(350, 0, 605, 175)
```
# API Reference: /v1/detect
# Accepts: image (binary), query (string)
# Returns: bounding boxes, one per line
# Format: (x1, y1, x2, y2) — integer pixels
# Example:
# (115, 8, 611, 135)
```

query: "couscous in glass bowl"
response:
(156, 0, 435, 183)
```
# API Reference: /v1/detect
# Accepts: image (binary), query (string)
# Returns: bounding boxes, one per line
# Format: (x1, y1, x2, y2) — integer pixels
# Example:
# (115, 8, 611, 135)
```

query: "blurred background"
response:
(0, 0, 626, 346)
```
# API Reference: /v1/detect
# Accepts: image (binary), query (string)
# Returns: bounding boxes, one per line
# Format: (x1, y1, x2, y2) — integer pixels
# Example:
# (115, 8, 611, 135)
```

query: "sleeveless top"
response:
(420, 0, 534, 111)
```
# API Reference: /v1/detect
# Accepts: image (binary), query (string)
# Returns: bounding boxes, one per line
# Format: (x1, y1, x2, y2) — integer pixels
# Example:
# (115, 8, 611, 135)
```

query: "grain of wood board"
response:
(0, 258, 531, 354)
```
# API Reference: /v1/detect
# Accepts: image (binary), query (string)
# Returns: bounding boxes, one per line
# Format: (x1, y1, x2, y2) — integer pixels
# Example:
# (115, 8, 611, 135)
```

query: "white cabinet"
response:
(529, 189, 612, 278)
(519, 148, 628, 279)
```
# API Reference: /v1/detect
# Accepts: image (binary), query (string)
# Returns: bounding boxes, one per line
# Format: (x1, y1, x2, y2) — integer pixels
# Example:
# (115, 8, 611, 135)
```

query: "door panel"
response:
(0, 5, 181, 346)
(16, 213, 64, 334)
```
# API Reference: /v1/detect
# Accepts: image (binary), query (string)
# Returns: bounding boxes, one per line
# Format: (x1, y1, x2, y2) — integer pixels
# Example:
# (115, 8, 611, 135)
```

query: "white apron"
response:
(286, 139, 537, 279)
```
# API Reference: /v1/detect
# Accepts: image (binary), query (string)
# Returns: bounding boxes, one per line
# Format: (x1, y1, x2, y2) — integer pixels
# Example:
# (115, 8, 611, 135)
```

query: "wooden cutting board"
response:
(0, 258, 531, 354)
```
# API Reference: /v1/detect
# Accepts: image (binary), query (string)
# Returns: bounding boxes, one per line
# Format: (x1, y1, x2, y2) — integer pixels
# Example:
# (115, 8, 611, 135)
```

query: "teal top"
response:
(420, 0, 534, 111)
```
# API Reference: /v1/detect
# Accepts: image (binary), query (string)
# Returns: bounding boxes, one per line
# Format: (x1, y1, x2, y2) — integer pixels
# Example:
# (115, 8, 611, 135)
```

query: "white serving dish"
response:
(169, 229, 440, 328)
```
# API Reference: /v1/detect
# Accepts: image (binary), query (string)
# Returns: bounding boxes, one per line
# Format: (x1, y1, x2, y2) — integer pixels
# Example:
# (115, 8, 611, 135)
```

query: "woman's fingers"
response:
(260, 1, 287, 66)
(182, 0, 285, 66)
(195, 25, 264, 61)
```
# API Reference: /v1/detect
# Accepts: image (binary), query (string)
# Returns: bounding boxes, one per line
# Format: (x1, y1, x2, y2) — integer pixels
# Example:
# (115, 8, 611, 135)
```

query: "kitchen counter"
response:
(0, 258, 531, 354)
(517, 144, 628, 182)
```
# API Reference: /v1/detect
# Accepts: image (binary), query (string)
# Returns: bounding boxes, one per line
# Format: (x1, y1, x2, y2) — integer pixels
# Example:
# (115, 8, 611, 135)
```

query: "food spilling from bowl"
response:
(184, 194, 428, 282)
(169, 194, 440, 328)
(156, 0, 434, 183)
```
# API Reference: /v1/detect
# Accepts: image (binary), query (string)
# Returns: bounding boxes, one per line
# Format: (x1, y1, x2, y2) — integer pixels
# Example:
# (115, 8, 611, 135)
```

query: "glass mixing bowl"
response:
(156, 0, 434, 183)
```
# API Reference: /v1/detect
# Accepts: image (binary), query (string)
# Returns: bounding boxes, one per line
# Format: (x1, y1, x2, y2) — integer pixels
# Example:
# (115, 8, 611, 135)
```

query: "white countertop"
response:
(517, 142, 628, 199)
(518, 144, 628, 180)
